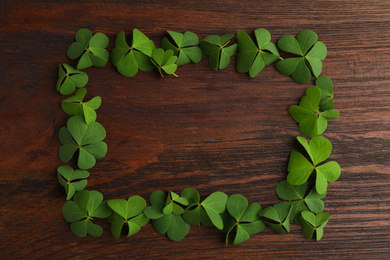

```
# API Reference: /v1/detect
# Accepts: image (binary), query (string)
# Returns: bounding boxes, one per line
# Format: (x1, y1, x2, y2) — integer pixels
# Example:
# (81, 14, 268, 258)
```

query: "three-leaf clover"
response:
(224, 194, 265, 245)
(276, 30, 327, 83)
(200, 34, 237, 71)
(181, 188, 228, 229)
(315, 76, 335, 111)
(57, 166, 89, 200)
(300, 211, 330, 241)
(56, 64, 88, 96)
(289, 85, 339, 138)
(61, 88, 101, 125)
(58, 115, 107, 170)
(236, 28, 280, 77)
(259, 201, 292, 234)
(161, 30, 202, 66)
(111, 29, 156, 77)
(107, 196, 150, 239)
(62, 190, 112, 237)
(150, 48, 178, 77)
(67, 28, 109, 70)
(287, 136, 341, 194)
(143, 190, 190, 241)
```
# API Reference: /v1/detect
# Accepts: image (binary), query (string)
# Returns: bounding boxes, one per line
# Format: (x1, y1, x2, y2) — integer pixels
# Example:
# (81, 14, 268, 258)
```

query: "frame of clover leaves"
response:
(58, 28, 340, 244)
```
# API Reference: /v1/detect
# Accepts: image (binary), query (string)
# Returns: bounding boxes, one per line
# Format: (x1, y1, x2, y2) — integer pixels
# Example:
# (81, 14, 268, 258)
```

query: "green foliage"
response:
(276, 30, 327, 83)
(287, 136, 341, 194)
(111, 30, 156, 77)
(200, 34, 237, 71)
(289, 85, 339, 138)
(300, 211, 330, 241)
(58, 115, 107, 170)
(161, 30, 202, 66)
(315, 76, 335, 111)
(61, 88, 101, 125)
(62, 190, 112, 237)
(150, 48, 178, 77)
(236, 28, 279, 77)
(259, 202, 292, 234)
(56, 64, 88, 96)
(57, 166, 89, 200)
(67, 28, 109, 70)
(107, 196, 149, 238)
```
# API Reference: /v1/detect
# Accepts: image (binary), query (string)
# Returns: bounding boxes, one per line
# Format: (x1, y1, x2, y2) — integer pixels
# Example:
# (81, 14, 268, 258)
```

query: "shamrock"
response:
(259, 201, 292, 234)
(62, 190, 112, 237)
(200, 34, 237, 71)
(315, 75, 335, 111)
(57, 165, 89, 200)
(276, 180, 325, 223)
(161, 30, 202, 66)
(289, 85, 339, 138)
(58, 115, 107, 170)
(223, 194, 265, 245)
(300, 211, 330, 241)
(61, 88, 101, 125)
(143, 190, 190, 241)
(181, 188, 228, 229)
(150, 48, 178, 77)
(111, 29, 156, 77)
(287, 136, 341, 194)
(276, 29, 327, 83)
(56, 64, 88, 96)
(67, 28, 109, 70)
(236, 28, 280, 77)
(107, 196, 150, 239)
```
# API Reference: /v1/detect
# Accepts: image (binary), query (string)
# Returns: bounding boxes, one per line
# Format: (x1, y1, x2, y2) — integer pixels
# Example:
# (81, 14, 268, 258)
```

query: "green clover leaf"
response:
(287, 136, 341, 194)
(67, 28, 109, 70)
(200, 34, 237, 71)
(58, 115, 107, 170)
(62, 190, 112, 237)
(107, 196, 149, 239)
(161, 30, 202, 66)
(57, 165, 89, 200)
(61, 88, 101, 125)
(56, 64, 88, 96)
(276, 30, 327, 83)
(150, 48, 178, 77)
(289, 85, 339, 138)
(259, 201, 292, 234)
(111, 29, 156, 77)
(236, 28, 280, 77)
(315, 76, 335, 111)
(300, 211, 330, 241)
(224, 194, 264, 245)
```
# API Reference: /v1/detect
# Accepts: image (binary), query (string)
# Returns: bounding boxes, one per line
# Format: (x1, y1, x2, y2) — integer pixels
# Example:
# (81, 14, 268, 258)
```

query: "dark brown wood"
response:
(1, 0, 390, 258)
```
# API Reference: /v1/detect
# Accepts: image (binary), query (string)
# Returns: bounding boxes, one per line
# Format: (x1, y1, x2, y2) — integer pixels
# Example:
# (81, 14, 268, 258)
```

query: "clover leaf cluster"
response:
(56, 28, 340, 244)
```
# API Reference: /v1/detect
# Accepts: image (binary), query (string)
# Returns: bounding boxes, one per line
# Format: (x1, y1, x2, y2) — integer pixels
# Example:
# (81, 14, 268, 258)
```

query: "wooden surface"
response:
(1, 0, 390, 259)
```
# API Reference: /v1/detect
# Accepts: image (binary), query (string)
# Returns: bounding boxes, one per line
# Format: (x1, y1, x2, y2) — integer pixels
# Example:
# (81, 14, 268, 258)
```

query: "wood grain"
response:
(1, 0, 390, 259)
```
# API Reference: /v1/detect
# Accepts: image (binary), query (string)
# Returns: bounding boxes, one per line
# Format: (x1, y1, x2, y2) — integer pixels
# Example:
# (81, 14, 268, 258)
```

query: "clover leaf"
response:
(61, 88, 101, 125)
(236, 28, 279, 77)
(315, 76, 335, 111)
(300, 211, 330, 241)
(276, 180, 325, 223)
(58, 115, 107, 170)
(107, 196, 149, 239)
(224, 194, 264, 245)
(150, 48, 178, 77)
(200, 34, 237, 71)
(62, 190, 112, 237)
(143, 190, 190, 241)
(287, 136, 341, 194)
(276, 30, 327, 83)
(289, 85, 339, 138)
(67, 28, 109, 70)
(57, 165, 89, 200)
(161, 30, 202, 66)
(56, 64, 88, 96)
(111, 30, 156, 77)
(181, 188, 228, 229)
(259, 201, 292, 234)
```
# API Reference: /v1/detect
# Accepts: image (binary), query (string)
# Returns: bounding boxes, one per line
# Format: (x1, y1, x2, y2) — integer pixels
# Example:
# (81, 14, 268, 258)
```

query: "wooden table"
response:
(1, 0, 389, 259)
